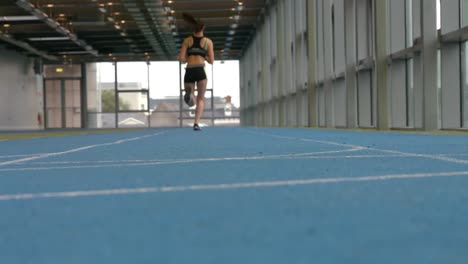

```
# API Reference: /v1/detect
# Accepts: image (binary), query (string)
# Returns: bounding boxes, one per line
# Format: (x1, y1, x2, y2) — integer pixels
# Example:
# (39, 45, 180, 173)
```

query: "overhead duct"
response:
(15, 0, 99, 56)
(121, 0, 177, 60)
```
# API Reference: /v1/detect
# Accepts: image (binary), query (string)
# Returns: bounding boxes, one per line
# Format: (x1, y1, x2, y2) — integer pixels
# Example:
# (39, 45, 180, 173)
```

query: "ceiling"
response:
(0, 0, 267, 63)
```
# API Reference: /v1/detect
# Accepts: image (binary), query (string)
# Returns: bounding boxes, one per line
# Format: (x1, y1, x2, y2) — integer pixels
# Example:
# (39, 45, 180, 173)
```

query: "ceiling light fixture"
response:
(0, 16, 39, 21)
(29, 36, 69, 41)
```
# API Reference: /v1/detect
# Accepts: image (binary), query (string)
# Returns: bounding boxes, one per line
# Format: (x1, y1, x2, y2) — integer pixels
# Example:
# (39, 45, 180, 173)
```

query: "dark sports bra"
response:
(186, 36, 208, 57)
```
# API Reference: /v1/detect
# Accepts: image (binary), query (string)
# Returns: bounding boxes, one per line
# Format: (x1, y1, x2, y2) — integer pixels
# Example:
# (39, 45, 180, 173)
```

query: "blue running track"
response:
(0, 127, 468, 264)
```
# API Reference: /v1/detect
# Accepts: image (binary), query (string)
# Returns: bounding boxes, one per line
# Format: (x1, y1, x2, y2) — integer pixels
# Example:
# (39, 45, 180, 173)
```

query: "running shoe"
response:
(184, 87, 195, 107)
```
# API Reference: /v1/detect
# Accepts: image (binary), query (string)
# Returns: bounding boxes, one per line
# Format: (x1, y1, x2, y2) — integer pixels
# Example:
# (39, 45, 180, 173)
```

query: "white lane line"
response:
(366, 148, 468, 165)
(18, 154, 410, 166)
(0, 153, 51, 159)
(442, 153, 468, 157)
(247, 130, 366, 150)
(1, 170, 468, 201)
(15, 153, 468, 166)
(0, 148, 363, 172)
(253, 130, 468, 165)
(22, 148, 361, 165)
(0, 132, 166, 167)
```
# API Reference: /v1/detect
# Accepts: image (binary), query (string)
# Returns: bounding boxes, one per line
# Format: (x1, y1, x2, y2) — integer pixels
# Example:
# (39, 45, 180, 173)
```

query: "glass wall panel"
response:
(45, 80, 62, 128)
(462, 42, 468, 127)
(405, 0, 413, 48)
(64, 80, 81, 128)
(437, 49, 442, 128)
(149, 61, 181, 128)
(464, 0, 468, 27)
(406, 59, 415, 127)
(116, 62, 149, 90)
(88, 62, 116, 128)
(118, 91, 149, 112)
(437, 0, 441, 30)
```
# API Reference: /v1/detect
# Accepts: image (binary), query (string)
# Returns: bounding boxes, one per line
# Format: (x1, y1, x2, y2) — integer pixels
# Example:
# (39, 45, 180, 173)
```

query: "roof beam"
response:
(0, 31, 58, 61)
(15, 0, 99, 56)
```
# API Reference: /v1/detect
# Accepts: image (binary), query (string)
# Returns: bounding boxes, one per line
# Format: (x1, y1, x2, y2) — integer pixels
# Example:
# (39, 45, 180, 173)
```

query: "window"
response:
(406, 58, 415, 127)
(405, 0, 413, 48)
(437, 0, 441, 30)
(462, 42, 468, 127)
(464, 0, 468, 27)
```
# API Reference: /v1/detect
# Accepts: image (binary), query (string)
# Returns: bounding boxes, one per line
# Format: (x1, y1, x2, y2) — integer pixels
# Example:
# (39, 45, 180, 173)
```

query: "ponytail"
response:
(182, 12, 205, 33)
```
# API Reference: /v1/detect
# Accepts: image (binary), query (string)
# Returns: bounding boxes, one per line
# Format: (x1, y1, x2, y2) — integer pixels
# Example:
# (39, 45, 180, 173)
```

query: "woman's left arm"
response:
(205, 39, 215, 64)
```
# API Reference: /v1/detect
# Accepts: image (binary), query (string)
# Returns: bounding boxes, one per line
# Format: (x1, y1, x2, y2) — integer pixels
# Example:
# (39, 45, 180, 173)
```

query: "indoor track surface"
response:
(1, 127, 467, 263)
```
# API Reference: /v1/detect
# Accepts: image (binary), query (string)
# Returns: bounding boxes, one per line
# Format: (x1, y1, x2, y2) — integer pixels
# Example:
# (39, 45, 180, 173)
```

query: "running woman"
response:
(178, 12, 215, 131)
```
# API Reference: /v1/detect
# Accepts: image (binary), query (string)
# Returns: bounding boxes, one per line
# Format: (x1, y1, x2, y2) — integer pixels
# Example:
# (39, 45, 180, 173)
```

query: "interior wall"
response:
(0, 47, 43, 130)
(239, 0, 308, 127)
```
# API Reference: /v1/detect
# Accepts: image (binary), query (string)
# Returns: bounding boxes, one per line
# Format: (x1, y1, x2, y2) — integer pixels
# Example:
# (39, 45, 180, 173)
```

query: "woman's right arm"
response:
(178, 38, 188, 63)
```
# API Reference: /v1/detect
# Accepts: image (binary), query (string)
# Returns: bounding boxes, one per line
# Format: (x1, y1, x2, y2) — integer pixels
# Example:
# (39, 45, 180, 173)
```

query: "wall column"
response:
(421, 0, 439, 130)
(375, 0, 389, 130)
(307, 0, 317, 127)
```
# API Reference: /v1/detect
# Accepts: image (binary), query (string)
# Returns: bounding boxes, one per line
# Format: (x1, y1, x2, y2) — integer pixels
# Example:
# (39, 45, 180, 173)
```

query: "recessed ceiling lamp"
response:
(29, 36, 69, 41)
(0, 16, 39, 21)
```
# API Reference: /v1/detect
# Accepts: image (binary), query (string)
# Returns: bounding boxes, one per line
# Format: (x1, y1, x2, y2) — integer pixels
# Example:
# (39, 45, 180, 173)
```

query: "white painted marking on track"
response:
(0, 148, 364, 172)
(250, 130, 468, 165)
(16, 154, 410, 166)
(1, 170, 468, 201)
(247, 130, 366, 150)
(13, 153, 468, 166)
(366, 148, 468, 165)
(0, 132, 166, 167)
(0, 153, 52, 159)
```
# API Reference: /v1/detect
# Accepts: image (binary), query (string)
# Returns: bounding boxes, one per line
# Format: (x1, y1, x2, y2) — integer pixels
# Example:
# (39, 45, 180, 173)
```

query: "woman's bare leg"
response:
(194, 79, 207, 124)
(184, 82, 196, 106)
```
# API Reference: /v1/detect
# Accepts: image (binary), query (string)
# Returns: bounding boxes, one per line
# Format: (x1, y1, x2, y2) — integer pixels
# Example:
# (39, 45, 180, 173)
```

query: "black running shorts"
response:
(184, 66, 207, 83)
